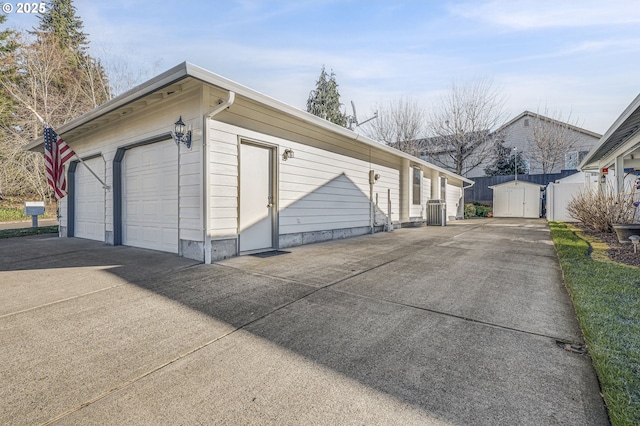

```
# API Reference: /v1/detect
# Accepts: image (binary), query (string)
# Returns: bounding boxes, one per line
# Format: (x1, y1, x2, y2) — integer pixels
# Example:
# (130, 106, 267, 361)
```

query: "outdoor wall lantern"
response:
(282, 148, 295, 161)
(173, 116, 192, 149)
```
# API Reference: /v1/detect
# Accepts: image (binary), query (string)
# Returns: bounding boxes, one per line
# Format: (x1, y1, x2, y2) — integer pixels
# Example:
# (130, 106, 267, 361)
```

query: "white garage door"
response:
(75, 157, 105, 241)
(122, 140, 178, 253)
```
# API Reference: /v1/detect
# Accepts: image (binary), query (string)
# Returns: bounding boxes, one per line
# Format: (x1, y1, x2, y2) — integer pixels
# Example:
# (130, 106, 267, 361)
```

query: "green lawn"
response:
(549, 222, 640, 425)
(0, 207, 32, 221)
(0, 226, 58, 239)
(0, 206, 52, 222)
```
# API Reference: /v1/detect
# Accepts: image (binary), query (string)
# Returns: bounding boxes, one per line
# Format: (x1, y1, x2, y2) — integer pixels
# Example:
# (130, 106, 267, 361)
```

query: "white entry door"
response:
(510, 187, 525, 217)
(239, 143, 274, 252)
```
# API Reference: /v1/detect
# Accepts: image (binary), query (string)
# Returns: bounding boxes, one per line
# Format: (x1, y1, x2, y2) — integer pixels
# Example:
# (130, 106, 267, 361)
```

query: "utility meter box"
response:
(24, 201, 45, 216)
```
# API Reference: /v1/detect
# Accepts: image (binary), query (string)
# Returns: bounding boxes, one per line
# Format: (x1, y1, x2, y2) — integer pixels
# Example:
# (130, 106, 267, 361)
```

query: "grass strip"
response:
(0, 226, 59, 239)
(549, 222, 640, 425)
(0, 207, 53, 222)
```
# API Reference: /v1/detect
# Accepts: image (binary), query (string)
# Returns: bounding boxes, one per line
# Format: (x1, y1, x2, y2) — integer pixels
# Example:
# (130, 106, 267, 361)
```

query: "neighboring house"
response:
(489, 111, 601, 177)
(580, 94, 640, 195)
(421, 111, 601, 178)
(26, 62, 472, 264)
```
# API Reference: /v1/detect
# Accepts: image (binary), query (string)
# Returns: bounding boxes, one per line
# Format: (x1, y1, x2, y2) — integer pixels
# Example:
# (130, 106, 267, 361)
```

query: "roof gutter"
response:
(203, 90, 235, 264)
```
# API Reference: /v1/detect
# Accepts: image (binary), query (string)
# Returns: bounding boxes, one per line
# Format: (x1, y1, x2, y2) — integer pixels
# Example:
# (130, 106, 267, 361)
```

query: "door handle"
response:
(267, 203, 273, 208)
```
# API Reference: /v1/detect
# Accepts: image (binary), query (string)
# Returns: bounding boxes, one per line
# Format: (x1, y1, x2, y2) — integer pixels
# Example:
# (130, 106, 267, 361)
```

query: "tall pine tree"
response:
(35, 0, 88, 53)
(484, 143, 529, 176)
(0, 14, 20, 121)
(33, 0, 109, 108)
(306, 66, 347, 127)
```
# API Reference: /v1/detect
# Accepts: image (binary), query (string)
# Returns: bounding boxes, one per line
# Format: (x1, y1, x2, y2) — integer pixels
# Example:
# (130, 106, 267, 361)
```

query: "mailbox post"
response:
(24, 201, 45, 228)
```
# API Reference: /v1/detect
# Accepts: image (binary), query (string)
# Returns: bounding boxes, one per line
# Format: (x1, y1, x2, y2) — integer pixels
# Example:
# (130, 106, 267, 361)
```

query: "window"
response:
(565, 151, 578, 170)
(412, 168, 421, 205)
(524, 118, 529, 127)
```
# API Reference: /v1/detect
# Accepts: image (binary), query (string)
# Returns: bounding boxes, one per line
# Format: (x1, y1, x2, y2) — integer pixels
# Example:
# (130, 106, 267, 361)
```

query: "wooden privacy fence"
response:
(465, 170, 579, 204)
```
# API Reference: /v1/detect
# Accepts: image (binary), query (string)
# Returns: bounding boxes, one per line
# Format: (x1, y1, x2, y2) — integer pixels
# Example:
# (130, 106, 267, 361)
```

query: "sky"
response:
(4, 0, 640, 135)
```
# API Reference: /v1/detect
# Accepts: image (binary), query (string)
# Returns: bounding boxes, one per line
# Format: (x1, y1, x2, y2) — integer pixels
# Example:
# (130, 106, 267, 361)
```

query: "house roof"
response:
(495, 110, 602, 139)
(417, 110, 601, 157)
(25, 62, 472, 185)
(579, 93, 640, 170)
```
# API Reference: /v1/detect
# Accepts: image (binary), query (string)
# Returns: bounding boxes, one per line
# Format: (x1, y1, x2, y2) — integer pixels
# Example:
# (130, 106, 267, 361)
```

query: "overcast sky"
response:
(5, 0, 640, 134)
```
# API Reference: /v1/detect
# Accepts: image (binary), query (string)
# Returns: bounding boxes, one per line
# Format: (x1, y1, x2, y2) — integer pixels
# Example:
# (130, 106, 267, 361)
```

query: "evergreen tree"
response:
(33, 0, 109, 108)
(306, 66, 347, 127)
(35, 0, 88, 53)
(484, 143, 529, 176)
(0, 14, 20, 118)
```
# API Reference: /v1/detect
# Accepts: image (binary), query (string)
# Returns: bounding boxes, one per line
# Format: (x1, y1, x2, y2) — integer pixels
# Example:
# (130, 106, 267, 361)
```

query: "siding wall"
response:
(207, 120, 400, 241)
(279, 141, 399, 234)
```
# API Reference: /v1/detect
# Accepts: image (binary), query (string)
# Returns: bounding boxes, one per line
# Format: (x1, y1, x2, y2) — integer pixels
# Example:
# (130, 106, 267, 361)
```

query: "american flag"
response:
(44, 125, 76, 200)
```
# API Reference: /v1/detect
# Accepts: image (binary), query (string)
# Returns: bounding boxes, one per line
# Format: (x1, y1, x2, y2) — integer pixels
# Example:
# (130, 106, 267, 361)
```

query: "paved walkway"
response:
(0, 218, 608, 425)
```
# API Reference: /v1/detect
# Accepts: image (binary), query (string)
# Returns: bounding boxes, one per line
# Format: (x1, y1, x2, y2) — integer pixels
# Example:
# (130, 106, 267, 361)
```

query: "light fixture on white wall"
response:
(173, 116, 192, 149)
(282, 148, 295, 161)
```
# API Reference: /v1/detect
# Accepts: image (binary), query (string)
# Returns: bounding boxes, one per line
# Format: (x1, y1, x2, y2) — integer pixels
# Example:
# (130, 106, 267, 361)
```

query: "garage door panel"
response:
(122, 140, 178, 253)
(75, 157, 105, 241)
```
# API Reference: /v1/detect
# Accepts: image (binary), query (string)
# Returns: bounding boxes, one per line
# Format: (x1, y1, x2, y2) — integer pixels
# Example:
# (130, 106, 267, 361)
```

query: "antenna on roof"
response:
(347, 100, 377, 130)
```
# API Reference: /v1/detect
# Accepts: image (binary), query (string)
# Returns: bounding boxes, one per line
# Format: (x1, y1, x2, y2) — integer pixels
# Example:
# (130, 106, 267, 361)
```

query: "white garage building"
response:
(28, 63, 471, 263)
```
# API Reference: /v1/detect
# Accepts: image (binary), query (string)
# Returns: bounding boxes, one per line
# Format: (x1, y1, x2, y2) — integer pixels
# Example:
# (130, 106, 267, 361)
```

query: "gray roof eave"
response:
(24, 62, 473, 185)
(24, 62, 193, 151)
(579, 93, 640, 170)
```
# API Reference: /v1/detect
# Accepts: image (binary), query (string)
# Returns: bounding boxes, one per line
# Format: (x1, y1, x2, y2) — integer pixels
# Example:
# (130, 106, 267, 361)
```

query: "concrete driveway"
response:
(0, 218, 608, 425)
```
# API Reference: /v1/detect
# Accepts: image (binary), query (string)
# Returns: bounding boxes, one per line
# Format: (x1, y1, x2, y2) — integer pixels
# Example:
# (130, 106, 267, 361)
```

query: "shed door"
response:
(122, 140, 178, 253)
(75, 157, 105, 241)
(496, 187, 525, 217)
(239, 143, 274, 252)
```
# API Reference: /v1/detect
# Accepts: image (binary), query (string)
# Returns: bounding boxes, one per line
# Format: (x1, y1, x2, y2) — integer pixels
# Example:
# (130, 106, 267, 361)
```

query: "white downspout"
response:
(203, 91, 236, 264)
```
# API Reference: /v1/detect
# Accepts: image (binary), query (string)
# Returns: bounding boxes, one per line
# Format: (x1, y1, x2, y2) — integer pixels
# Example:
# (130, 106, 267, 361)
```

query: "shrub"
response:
(567, 186, 638, 232)
(464, 203, 476, 219)
(475, 205, 493, 217)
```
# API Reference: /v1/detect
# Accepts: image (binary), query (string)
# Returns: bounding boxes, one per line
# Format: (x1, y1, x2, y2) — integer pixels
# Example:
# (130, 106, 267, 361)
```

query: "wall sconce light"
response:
(282, 148, 295, 161)
(173, 116, 192, 149)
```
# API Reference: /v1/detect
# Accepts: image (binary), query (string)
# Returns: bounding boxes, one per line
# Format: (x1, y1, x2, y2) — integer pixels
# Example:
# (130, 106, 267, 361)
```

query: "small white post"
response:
(387, 188, 392, 232)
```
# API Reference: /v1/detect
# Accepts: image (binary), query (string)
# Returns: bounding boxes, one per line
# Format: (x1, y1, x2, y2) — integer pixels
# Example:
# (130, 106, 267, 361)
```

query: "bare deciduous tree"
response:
(0, 31, 110, 200)
(422, 77, 507, 176)
(527, 106, 581, 174)
(362, 96, 426, 157)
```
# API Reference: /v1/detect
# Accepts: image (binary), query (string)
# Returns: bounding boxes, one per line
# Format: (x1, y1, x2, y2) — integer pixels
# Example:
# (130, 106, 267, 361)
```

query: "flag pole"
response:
(8, 91, 110, 190)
